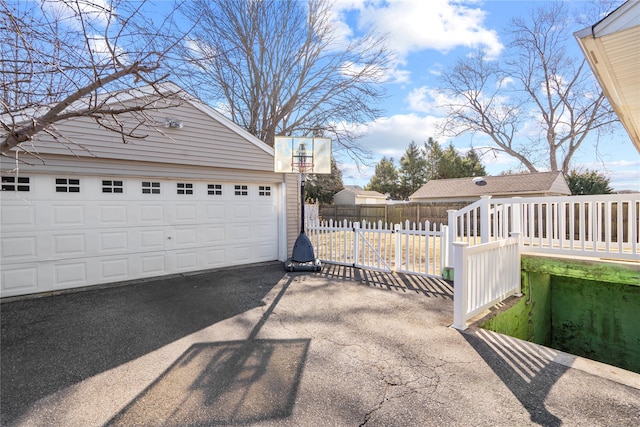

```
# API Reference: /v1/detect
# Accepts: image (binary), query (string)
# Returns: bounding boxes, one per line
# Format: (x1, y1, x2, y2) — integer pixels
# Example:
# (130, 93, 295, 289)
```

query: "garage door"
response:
(0, 174, 280, 298)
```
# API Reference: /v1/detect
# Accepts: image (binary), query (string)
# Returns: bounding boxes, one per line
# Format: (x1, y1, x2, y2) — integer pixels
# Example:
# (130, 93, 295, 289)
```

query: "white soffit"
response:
(575, 1, 640, 153)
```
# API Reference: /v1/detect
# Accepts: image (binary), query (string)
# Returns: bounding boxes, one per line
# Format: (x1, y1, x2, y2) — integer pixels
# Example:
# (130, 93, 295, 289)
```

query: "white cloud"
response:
(43, 0, 113, 29)
(352, 0, 503, 58)
(328, 1, 504, 87)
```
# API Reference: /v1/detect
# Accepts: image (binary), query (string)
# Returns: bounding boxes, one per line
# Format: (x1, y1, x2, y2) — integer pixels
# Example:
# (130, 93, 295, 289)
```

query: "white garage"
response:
(1, 84, 290, 298)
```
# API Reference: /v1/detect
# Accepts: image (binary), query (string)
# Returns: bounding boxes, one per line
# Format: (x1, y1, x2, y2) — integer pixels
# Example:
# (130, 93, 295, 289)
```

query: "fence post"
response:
(452, 241, 468, 330)
(441, 224, 449, 272)
(447, 209, 457, 268)
(480, 195, 491, 244)
(511, 197, 523, 235)
(353, 222, 360, 267)
(394, 223, 402, 270)
(510, 231, 522, 296)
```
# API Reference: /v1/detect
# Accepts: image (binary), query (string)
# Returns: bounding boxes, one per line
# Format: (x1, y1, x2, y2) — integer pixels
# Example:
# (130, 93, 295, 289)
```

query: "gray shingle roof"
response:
(343, 185, 386, 198)
(410, 171, 570, 199)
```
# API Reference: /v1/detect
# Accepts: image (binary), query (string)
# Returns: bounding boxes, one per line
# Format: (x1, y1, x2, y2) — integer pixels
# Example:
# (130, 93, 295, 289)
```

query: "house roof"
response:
(341, 185, 386, 198)
(574, 1, 640, 153)
(410, 172, 571, 200)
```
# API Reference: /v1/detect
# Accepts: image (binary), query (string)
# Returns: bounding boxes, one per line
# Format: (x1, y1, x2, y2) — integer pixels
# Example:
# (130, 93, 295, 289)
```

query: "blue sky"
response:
(324, 0, 639, 192)
(139, 0, 638, 191)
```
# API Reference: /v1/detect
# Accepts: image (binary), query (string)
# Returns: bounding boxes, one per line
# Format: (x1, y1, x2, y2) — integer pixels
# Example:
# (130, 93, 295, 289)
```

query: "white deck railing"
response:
(452, 235, 522, 330)
(306, 218, 448, 277)
(448, 194, 640, 262)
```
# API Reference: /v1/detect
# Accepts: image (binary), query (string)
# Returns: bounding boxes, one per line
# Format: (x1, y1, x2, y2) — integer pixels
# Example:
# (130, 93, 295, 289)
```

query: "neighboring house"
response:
(409, 171, 571, 203)
(333, 185, 387, 205)
(0, 83, 295, 298)
(575, 0, 640, 153)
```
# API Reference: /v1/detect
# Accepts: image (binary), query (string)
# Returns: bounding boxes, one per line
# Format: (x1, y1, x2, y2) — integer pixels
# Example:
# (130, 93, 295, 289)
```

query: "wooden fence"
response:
(318, 202, 468, 226)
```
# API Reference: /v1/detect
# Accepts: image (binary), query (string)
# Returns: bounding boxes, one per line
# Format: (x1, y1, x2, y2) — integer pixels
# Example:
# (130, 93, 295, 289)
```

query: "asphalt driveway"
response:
(1, 261, 639, 426)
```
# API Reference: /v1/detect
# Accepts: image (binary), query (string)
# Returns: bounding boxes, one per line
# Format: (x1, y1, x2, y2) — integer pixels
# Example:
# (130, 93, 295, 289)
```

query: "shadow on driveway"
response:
(107, 275, 308, 426)
(460, 328, 570, 426)
(0, 262, 287, 426)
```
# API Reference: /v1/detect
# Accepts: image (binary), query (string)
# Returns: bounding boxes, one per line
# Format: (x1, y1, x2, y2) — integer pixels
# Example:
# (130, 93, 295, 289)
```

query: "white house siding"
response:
(15, 99, 274, 173)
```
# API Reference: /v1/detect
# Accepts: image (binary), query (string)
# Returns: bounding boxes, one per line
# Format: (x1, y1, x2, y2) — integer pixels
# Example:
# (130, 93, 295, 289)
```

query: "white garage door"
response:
(0, 174, 280, 298)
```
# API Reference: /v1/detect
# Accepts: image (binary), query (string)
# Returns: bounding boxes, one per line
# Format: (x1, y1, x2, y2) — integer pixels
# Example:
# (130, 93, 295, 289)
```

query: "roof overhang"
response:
(574, 1, 640, 153)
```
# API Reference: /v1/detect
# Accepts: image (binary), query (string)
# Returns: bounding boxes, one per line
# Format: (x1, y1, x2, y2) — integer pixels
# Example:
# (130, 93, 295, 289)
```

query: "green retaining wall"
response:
(479, 255, 640, 374)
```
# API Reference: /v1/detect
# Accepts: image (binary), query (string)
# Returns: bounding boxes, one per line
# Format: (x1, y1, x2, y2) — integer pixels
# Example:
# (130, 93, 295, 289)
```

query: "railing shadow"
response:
(461, 328, 570, 427)
(317, 263, 453, 299)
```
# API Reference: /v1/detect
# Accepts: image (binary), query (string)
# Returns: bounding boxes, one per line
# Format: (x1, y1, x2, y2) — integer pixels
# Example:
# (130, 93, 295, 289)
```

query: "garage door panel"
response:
(174, 250, 198, 270)
(100, 205, 128, 225)
(99, 231, 129, 252)
(173, 227, 198, 247)
(232, 225, 251, 241)
(139, 204, 165, 224)
(1, 267, 38, 292)
(1, 235, 37, 261)
(206, 226, 226, 243)
(173, 204, 198, 222)
(2, 204, 35, 228)
(52, 205, 85, 226)
(54, 262, 87, 287)
(100, 258, 130, 282)
(206, 248, 226, 268)
(206, 204, 225, 220)
(140, 254, 166, 276)
(53, 233, 86, 257)
(139, 228, 166, 250)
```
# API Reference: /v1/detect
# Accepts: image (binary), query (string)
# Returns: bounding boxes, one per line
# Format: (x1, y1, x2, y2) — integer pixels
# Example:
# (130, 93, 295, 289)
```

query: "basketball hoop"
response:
(291, 162, 314, 174)
(291, 142, 314, 174)
(274, 136, 331, 174)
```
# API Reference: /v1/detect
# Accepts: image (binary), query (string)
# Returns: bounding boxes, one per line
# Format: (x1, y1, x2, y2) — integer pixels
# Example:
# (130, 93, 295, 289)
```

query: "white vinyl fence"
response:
(452, 235, 522, 330)
(448, 194, 640, 261)
(306, 218, 448, 277)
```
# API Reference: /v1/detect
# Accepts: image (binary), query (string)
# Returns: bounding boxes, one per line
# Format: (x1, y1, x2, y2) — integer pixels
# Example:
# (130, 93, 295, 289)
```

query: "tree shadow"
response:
(461, 328, 570, 426)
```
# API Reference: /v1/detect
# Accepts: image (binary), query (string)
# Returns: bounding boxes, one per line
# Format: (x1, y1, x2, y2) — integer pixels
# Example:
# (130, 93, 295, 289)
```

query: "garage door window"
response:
(234, 185, 248, 196)
(56, 178, 80, 193)
(177, 183, 193, 195)
(102, 180, 123, 193)
(208, 184, 222, 195)
(1, 176, 30, 192)
(142, 181, 160, 194)
(259, 186, 271, 196)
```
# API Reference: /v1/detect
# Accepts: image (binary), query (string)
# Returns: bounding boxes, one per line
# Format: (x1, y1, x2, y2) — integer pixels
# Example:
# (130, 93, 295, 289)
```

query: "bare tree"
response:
(1, 0, 191, 157)
(437, 2, 619, 174)
(177, 0, 390, 158)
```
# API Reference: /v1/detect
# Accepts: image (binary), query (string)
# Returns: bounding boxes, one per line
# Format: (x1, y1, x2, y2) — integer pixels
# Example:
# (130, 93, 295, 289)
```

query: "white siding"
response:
(7, 98, 274, 173)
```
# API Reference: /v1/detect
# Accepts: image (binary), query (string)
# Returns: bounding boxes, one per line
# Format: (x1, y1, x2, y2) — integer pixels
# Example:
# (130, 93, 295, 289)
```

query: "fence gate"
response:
(306, 218, 448, 278)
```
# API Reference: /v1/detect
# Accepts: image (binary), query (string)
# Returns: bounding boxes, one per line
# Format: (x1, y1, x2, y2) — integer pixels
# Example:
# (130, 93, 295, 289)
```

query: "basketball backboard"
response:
(274, 136, 331, 174)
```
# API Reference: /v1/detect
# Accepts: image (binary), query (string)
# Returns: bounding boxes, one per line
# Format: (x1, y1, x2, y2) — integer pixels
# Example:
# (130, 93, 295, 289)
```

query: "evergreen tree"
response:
(305, 158, 344, 203)
(398, 141, 428, 199)
(566, 169, 613, 195)
(462, 148, 487, 177)
(424, 137, 443, 180)
(365, 157, 399, 199)
(424, 139, 486, 179)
